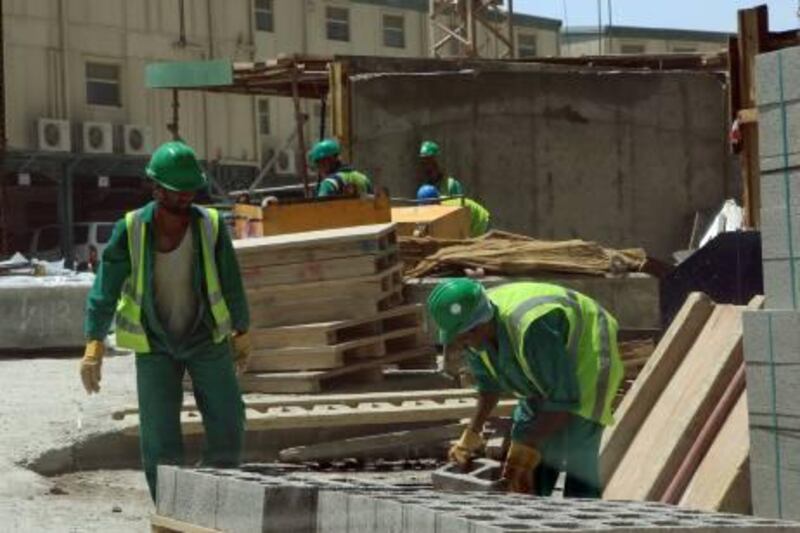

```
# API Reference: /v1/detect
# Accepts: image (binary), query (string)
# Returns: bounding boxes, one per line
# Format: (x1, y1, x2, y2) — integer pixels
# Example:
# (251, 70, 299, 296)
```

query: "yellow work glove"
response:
(502, 441, 542, 494)
(80, 340, 105, 394)
(448, 428, 485, 469)
(231, 331, 252, 376)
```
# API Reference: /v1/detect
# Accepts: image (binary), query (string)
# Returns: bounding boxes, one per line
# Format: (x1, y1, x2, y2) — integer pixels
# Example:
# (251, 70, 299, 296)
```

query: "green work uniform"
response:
(84, 201, 250, 501)
(443, 198, 490, 237)
(466, 284, 621, 498)
(431, 175, 464, 197)
(316, 166, 373, 198)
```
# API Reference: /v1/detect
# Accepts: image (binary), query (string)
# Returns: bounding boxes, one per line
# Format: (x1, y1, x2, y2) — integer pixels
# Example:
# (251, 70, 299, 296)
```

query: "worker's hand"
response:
(80, 340, 105, 394)
(448, 428, 485, 469)
(502, 441, 542, 494)
(231, 331, 252, 376)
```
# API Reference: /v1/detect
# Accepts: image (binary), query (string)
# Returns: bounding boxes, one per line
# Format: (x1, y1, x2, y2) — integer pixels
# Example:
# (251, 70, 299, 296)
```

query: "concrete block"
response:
(172, 469, 220, 528)
(215, 477, 268, 533)
(745, 362, 800, 417)
(316, 490, 349, 533)
(761, 206, 800, 259)
(744, 311, 800, 364)
(757, 47, 800, 106)
(347, 493, 377, 532)
(750, 426, 800, 473)
(761, 168, 800, 210)
(155, 465, 178, 518)
(750, 413, 800, 432)
(762, 258, 800, 309)
(750, 462, 800, 521)
(431, 459, 506, 492)
(374, 496, 405, 533)
(759, 101, 800, 166)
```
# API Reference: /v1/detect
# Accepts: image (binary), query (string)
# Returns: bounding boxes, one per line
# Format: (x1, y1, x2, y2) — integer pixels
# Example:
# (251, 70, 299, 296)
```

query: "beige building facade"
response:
(562, 26, 730, 57)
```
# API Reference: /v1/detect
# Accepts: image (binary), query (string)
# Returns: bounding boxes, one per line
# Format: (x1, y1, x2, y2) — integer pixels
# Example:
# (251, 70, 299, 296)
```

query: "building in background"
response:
(561, 25, 731, 57)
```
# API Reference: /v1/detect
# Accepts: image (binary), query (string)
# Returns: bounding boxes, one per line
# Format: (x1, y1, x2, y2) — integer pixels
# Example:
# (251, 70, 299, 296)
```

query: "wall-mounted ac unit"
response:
(275, 149, 297, 176)
(36, 118, 71, 152)
(120, 124, 152, 155)
(80, 122, 113, 153)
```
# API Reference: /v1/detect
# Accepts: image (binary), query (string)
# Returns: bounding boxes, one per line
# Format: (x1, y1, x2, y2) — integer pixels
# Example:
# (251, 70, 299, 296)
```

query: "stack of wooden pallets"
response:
(234, 223, 436, 393)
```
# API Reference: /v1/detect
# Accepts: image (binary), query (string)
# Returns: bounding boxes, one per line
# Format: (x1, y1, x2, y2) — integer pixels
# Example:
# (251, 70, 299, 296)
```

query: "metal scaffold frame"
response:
(429, 0, 516, 59)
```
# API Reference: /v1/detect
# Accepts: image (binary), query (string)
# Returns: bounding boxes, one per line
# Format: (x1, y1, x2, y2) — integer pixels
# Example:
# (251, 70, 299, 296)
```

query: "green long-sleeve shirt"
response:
(466, 309, 580, 439)
(84, 202, 249, 356)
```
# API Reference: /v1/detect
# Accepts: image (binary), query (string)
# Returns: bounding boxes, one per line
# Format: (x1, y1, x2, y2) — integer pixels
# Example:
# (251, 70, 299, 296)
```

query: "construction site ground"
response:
(0, 352, 440, 532)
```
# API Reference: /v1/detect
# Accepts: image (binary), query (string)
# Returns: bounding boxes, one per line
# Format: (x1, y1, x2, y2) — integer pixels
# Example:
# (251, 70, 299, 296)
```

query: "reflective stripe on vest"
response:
(115, 206, 232, 353)
(483, 283, 621, 426)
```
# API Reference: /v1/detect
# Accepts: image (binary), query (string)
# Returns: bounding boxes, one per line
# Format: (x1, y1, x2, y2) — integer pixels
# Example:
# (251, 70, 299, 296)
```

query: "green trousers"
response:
(534, 415, 603, 498)
(135, 341, 245, 501)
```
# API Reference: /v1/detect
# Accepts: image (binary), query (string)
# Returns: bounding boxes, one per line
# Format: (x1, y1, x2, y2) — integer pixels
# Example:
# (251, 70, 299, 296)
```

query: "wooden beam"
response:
(736, 5, 768, 228)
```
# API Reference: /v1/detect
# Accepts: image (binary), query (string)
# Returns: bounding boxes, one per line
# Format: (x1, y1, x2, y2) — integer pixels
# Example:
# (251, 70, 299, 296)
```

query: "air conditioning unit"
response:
(119, 124, 152, 155)
(36, 118, 71, 152)
(275, 149, 297, 176)
(80, 122, 113, 154)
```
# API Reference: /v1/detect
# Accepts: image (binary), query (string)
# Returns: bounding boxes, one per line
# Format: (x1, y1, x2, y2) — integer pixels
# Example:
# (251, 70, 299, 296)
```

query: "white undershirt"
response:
(153, 226, 198, 339)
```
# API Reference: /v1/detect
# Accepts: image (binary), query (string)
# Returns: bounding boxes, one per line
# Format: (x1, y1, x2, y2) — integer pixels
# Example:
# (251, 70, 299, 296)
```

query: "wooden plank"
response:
(392, 205, 471, 239)
(603, 303, 746, 500)
(241, 249, 398, 288)
(260, 191, 390, 236)
(678, 392, 751, 513)
(234, 222, 396, 255)
(112, 389, 480, 421)
(236, 235, 395, 269)
(600, 292, 715, 485)
(245, 263, 402, 307)
(151, 514, 221, 533)
(127, 395, 518, 436)
(279, 423, 465, 462)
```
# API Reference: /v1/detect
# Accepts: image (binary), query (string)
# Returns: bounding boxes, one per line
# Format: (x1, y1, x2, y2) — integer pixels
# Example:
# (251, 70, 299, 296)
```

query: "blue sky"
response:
(514, 0, 796, 32)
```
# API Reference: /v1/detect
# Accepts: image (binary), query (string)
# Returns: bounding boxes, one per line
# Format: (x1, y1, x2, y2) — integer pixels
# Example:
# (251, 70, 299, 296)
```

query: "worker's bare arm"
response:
(468, 392, 501, 434)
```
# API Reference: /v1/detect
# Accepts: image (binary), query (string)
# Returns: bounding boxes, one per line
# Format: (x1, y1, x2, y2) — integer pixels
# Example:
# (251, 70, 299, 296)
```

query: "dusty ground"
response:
(0, 354, 153, 532)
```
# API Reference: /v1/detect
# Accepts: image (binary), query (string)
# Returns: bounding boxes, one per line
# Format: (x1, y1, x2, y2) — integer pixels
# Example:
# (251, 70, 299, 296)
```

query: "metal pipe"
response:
(58, 0, 71, 118)
(597, 0, 603, 54)
(507, 0, 515, 58)
(659, 363, 746, 504)
(178, 0, 187, 46)
(291, 69, 309, 198)
(607, 0, 613, 53)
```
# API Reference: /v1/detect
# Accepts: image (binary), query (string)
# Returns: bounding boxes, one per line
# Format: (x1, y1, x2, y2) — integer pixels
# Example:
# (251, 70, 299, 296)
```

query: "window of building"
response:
(85, 63, 121, 107)
(255, 0, 274, 32)
(517, 33, 538, 58)
(620, 43, 646, 55)
(326, 6, 350, 42)
(258, 98, 271, 135)
(382, 14, 405, 49)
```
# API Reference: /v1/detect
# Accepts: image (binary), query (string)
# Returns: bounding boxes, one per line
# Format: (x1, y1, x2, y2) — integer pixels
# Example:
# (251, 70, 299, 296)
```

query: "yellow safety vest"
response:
(115, 206, 232, 353)
(476, 283, 622, 426)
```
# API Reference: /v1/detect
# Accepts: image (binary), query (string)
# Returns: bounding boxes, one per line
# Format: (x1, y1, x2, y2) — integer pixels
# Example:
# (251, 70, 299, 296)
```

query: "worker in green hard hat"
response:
(80, 140, 251, 501)
(427, 278, 623, 498)
(419, 140, 465, 197)
(309, 138, 373, 198)
(417, 184, 490, 238)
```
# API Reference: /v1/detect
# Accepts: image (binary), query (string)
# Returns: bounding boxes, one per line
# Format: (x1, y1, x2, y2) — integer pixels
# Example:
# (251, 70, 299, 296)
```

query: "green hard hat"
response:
(419, 140, 440, 158)
(145, 141, 207, 192)
(427, 278, 491, 345)
(309, 138, 341, 163)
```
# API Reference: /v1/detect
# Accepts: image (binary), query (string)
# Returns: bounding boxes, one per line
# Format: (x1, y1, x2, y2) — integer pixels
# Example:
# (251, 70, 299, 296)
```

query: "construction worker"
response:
(416, 184, 490, 238)
(80, 140, 251, 502)
(309, 138, 373, 198)
(419, 140, 465, 196)
(427, 279, 623, 497)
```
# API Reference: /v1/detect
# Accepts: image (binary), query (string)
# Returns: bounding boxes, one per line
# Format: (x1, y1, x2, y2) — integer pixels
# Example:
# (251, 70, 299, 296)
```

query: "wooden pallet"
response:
(249, 287, 404, 328)
(251, 303, 423, 349)
(248, 327, 426, 372)
(245, 263, 403, 308)
(242, 248, 399, 289)
(235, 223, 397, 269)
(126, 390, 517, 436)
(239, 345, 437, 394)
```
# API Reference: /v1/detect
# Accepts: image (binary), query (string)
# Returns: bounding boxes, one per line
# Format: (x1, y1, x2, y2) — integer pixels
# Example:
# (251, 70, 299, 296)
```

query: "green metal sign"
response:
(145, 59, 233, 89)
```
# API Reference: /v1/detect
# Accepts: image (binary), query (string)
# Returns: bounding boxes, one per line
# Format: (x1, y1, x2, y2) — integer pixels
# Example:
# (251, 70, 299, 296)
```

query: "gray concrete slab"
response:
(743, 310, 800, 364)
(750, 427, 800, 473)
(761, 167, 800, 210)
(761, 258, 800, 309)
(745, 362, 800, 417)
(761, 206, 800, 260)
(172, 468, 220, 528)
(757, 47, 800, 107)
(750, 462, 800, 521)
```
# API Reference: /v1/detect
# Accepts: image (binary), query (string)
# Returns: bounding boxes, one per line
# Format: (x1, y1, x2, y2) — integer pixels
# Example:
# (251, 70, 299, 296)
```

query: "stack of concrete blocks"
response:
(156, 465, 800, 533)
(744, 45, 800, 520)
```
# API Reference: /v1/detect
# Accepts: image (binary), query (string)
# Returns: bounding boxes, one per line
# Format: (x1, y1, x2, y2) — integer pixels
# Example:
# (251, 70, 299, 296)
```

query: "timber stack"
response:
(233, 223, 436, 393)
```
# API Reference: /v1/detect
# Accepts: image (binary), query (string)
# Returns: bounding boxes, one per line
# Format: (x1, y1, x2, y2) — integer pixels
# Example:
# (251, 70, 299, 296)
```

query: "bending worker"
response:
(417, 184, 490, 238)
(80, 141, 251, 501)
(419, 140, 465, 196)
(309, 138, 373, 198)
(427, 279, 622, 497)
